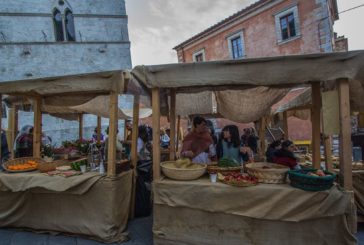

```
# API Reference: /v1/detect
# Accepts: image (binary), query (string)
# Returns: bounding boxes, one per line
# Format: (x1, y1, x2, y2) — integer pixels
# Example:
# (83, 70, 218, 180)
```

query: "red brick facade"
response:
(174, 0, 342, 141)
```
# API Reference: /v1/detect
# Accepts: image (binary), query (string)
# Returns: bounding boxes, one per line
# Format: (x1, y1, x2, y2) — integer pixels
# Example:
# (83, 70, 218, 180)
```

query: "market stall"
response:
(131, 51, 364, 244)
(0, 71, 136, 243)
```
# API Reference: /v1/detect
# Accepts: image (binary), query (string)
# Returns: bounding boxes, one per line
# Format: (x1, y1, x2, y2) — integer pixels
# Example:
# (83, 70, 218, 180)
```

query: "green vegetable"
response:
(217, 157, 239, 167)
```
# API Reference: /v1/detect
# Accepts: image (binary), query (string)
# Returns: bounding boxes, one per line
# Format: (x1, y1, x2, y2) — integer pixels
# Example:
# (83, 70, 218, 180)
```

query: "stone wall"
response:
(0, 0, 131, 83)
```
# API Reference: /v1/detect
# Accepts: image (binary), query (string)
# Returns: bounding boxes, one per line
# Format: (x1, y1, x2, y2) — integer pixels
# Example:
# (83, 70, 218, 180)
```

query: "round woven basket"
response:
(245, 162, 289, 184)
(2, 157, 45, 173)
(160, 161, 206, 181)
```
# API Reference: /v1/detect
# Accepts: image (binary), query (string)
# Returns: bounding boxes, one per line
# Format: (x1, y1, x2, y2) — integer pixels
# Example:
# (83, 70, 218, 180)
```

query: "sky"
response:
(126, 0, 364, 66)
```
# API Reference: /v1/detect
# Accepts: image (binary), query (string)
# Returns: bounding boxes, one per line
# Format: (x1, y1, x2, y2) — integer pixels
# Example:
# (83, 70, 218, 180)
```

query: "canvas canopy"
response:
(131, 51, 364, 123)
(4, 94, 152, 121)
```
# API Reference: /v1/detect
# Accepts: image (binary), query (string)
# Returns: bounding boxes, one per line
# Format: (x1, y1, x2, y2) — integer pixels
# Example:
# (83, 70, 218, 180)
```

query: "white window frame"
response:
(227, 31, 245, 59)
(274, 5, 301, 44)
(193, 49, 206, 62)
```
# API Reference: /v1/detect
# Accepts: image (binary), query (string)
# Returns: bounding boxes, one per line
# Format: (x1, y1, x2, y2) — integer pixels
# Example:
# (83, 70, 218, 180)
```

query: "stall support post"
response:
(97, 116, 101, 144)
(152, 88, 161, 180)
(8, 106, 16, 159)
(129, 94, 140, 220)
(258, 117, 266, 159)
(176, 115, 181, 153)
(338, 78, 352, 190)
(131, 95, 140, 169)
(323, 134, 333, 172)
(78, 114, 83, 140)
(283, 111, 288, 140)
(311, 83, 322, 169)
(107, 91, 118, 176)
(169, 89, 176, 160)
(33, 97, 42, 158)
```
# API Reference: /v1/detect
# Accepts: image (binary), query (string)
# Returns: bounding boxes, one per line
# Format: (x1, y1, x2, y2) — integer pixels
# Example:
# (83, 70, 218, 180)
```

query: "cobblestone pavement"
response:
(1, 216, 364, 245)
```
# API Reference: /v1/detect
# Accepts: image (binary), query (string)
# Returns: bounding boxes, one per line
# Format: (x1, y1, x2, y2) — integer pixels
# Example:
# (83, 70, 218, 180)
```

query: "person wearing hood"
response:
(14, 125, 33, 158)
(272, 140, 300, 170)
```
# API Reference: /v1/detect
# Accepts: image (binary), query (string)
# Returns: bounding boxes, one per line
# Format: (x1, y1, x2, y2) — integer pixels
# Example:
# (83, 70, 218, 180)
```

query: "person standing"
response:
(14, 125, 33, 158)
(1, 130, 10, 164)
(181, 116, 215, 164)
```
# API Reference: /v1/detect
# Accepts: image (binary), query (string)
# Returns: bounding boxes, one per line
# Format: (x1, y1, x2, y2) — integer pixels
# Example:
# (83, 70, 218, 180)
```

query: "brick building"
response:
(174, 0, 342, 62)
(174, 0, 347, 141)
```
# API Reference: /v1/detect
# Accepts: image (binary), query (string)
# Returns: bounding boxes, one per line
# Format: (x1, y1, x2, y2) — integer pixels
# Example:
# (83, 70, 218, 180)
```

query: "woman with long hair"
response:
(216, 125, 252, 165)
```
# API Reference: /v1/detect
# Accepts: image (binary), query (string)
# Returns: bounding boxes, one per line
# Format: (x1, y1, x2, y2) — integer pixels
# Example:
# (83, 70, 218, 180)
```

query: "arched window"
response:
(52, 1, 76, 42)
(65, 9, 75, 42)
(53, 8, 64, 41)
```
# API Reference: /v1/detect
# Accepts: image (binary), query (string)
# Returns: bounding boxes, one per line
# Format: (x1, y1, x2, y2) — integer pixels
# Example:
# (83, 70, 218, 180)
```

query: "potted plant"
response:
(42, 144, 54, 162)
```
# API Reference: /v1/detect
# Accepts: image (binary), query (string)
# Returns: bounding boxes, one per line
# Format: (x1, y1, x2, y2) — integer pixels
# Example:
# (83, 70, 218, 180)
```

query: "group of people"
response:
(181, 116, 254, 166)
(179, 116, 301, 170)
(0, 125, 53, 164)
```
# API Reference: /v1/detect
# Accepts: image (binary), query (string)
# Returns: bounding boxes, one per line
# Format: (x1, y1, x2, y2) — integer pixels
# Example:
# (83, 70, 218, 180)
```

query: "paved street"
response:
(1, 216, 364, 244)
(0, 216, 152, 245)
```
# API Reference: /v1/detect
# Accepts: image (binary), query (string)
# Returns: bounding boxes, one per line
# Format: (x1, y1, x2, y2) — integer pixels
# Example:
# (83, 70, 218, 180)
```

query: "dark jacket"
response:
(266, 147, 276, 163)
(1, 132, 10, 163)
(272, 149, 297, 169)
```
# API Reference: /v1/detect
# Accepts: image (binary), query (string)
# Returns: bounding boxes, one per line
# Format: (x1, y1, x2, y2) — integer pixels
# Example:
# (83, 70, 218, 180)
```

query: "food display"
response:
(160, 161, 207, 180)
(5, 160, 38, 172)
(245, 162, 289, 184)
(217, 157, 239, 167)
(218, 172, 258, 187)
(2, 158, 44, 173)
(175, 158, 194, 168)
(288, 169, 336, 191)
(70, 158, 88, 171)
(207, 157, 241, 174)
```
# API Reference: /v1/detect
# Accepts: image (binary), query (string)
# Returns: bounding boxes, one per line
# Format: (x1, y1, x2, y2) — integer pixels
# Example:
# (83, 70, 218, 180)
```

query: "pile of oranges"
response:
(7, 160, 38, 171)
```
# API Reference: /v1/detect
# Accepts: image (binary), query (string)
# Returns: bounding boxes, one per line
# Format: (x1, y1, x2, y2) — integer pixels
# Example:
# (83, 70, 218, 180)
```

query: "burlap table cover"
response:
(353, 170, 364, 214)
(153, 177, 357, 245)
(0, 170, 133, 243)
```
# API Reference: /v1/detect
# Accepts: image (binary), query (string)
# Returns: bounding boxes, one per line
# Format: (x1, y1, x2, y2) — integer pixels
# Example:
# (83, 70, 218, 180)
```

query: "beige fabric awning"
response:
(131, 51, 364, 123)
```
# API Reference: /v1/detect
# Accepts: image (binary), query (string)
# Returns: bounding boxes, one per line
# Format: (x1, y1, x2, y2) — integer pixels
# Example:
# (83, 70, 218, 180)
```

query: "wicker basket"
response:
(245, 162, 289, 184)
(288, 169, 336, 191)
(207, 163, 241, 174)
(38, 162, 57, 173)
(2, 157, 45, 173)
(161, 161, 206, 181)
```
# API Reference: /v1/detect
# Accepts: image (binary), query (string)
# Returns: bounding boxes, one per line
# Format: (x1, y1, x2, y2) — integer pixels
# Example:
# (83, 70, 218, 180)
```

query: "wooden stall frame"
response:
(33, 97, 42, 158)
(129, 94, 140, 219)
(338, 78, 353, 190)
(311, 83, 322, 169)
(97, 116, 102, 144)
(283, 111, 288, 140)
(78, 114, 83, 140)
(152, 88, 161, 180)
(169, 89, 176, 160)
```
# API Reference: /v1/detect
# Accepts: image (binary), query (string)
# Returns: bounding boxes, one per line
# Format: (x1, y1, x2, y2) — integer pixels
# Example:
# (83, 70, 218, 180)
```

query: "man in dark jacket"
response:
(1, 130, 10, 165)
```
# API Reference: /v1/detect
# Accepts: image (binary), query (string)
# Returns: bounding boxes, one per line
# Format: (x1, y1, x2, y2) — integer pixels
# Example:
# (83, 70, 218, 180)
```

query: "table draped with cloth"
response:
(153, 177, 357, 245)
(0, 170, 133, 243)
